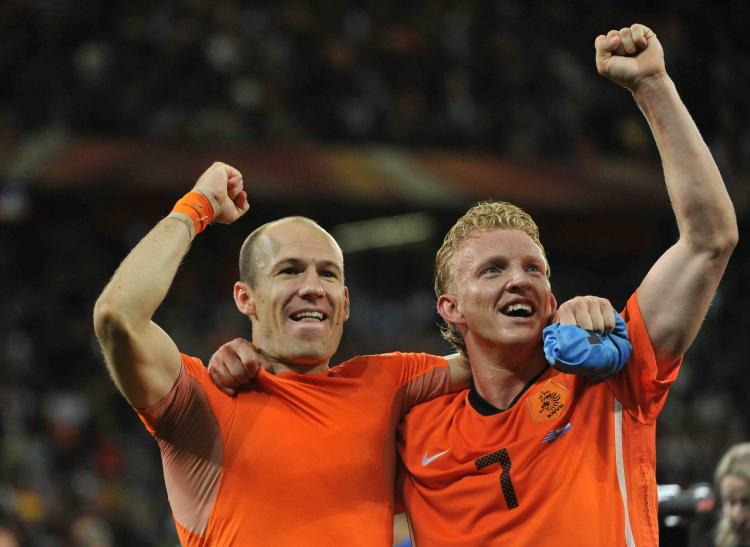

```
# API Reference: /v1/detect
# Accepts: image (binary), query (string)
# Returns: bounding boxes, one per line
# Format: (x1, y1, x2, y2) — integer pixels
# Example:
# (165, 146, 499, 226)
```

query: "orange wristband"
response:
(171, 191, 215, 236)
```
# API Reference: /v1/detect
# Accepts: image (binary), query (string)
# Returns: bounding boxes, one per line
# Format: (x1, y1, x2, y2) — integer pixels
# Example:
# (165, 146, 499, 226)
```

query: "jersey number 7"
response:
(475, 448, 519, 509)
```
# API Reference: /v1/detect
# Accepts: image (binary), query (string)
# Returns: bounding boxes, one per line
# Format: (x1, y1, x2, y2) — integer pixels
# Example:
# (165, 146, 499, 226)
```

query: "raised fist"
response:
(192, 162, 250, 225)
(595, 24, 666, 92)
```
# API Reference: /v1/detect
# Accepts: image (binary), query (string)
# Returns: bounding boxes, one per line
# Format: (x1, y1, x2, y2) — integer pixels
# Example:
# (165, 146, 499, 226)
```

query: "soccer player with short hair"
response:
(394, 23, 737, 546)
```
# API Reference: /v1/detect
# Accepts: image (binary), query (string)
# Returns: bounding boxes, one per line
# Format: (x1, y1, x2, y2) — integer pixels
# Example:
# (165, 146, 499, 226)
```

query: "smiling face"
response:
(438, 228, 556, 356)
(721, 474, 750, 544)
(235, 218, 350, 369)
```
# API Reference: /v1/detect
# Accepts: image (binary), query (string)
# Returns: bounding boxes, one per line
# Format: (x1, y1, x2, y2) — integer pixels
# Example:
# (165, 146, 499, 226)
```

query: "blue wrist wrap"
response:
(542, 311, 632, 380)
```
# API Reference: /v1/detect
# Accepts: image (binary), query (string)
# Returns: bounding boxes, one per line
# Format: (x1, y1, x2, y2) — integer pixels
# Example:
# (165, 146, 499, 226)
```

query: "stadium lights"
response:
(332, 212, 436, 253)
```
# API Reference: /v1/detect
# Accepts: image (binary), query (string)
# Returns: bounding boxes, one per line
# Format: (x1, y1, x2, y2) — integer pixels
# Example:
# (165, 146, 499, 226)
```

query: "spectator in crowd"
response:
(715, 443, 750, 547)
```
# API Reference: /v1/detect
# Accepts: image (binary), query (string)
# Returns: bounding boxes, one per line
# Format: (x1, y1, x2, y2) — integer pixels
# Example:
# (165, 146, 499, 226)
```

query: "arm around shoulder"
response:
(445, 353, 472, 390)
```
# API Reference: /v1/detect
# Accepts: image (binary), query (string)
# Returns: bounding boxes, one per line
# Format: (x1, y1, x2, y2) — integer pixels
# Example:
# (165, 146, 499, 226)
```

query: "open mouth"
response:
(500, 302, 534, 318)
(290, 311, 327, 322)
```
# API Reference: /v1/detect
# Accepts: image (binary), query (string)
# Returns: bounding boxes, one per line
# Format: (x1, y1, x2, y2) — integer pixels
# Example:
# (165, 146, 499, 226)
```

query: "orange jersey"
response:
(397, 293, 680, 546)
(135, 351, 450, 546)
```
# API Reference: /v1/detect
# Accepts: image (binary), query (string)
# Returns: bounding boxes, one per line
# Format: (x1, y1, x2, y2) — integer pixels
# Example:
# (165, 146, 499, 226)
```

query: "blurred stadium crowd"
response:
(1, 0, 748, 161)
(1, 1, 749, 545)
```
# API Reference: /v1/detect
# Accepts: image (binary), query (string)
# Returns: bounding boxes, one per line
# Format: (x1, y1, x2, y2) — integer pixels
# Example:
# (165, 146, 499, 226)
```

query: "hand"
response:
(208, 338, 265, 396)
(595, 23, 665, 92)
(192, 162, 250, 224)
(555, 295, 616, 334)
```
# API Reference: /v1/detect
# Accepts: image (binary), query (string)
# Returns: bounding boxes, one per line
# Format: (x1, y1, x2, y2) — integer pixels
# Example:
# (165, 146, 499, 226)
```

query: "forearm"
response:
(634, 74, 737, 251)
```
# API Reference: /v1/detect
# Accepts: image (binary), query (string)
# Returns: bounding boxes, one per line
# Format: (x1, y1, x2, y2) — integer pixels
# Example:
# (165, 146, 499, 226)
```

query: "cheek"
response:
(536, 282, 553, 307)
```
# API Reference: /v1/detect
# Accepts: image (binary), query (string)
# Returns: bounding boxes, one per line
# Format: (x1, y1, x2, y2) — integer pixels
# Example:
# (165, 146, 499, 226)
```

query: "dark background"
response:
(1, 1, 748, 545)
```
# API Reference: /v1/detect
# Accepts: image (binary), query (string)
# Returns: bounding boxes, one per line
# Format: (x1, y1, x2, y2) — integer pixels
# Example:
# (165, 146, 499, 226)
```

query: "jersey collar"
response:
(468, 366, 549, 416)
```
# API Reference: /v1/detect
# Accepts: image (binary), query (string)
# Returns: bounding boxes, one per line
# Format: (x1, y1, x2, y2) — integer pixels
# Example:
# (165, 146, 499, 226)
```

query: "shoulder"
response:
(621, 292, 676, 370)
(180, 353, 209, 378)
(335, 352, 446, 370)
(404, 389, 467, 419)
(331, 353, 448, 389)
(607, 291, 682, 421)
(134, 354, 211, 437)
(622, 291, 664, 356)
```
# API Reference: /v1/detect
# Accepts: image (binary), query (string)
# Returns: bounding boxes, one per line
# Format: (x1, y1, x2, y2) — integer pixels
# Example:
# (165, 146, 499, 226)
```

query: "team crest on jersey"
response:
(527, 379, 570, 422)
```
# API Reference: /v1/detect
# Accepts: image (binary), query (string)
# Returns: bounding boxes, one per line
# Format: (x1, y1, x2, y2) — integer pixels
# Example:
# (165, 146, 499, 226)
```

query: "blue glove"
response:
(542, 311, 632, 380)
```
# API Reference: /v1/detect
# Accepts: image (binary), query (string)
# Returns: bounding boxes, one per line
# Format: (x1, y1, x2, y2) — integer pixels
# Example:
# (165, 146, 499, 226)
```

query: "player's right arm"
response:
(93, 163, 249, 408)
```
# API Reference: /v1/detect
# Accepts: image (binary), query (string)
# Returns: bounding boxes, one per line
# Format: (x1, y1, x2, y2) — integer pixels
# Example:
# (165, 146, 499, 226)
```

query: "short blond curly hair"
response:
(434, 201, 549, 355)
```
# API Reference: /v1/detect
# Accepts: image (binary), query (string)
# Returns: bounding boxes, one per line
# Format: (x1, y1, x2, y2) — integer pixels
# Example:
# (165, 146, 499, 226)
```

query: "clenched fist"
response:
(208, 338, 266, 396)
(193, 162, 250, 225)
(595, 23, 666, 93)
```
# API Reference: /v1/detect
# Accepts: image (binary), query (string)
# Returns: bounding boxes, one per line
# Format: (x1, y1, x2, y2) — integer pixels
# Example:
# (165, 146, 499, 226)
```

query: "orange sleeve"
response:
(379, 352, 451, 414)
(133, 353, 236, 438)
(606, 292, 682, 424)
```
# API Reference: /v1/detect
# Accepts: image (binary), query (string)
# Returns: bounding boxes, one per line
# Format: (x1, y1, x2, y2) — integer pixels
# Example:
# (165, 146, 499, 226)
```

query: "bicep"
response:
(637, 240, 730, 364)
(99, 318, 183, 408)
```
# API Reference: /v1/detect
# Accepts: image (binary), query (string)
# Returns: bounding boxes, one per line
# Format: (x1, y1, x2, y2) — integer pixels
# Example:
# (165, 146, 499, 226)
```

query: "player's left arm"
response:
(595, 24, 737, 367)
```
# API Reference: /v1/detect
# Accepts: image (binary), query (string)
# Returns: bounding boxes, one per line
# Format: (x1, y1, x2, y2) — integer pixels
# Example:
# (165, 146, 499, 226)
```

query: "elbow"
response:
(687, 216, 738, 261)
(93, 295, 133, 346)
(724, 222, 739, 253)
(710, 222, 739, 260)
(93, 297, 118, 345)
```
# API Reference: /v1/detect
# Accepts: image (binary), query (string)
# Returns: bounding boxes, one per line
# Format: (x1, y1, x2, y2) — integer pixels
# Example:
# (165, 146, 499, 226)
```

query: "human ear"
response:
(437, 294, 465, 326)
(234, 281, 257, 318)
(343, 286, 350, 321)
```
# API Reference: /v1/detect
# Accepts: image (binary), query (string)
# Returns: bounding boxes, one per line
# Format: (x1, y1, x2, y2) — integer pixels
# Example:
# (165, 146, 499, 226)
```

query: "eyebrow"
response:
(476, 254, 546, 271)
(273, 257, 343, 275)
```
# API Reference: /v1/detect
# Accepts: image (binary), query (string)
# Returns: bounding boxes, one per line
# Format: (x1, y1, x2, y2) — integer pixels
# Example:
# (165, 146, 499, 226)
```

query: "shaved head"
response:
(239, 217, 344, 286)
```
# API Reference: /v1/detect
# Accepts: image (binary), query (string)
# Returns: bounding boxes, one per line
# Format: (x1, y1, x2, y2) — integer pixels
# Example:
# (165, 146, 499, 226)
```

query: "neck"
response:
(257, 348, 330, 375)
(467, 343, 548, 409)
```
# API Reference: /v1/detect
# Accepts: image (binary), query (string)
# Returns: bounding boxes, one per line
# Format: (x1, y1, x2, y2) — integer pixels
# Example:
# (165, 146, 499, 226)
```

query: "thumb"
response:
(235, 191, 250, 216)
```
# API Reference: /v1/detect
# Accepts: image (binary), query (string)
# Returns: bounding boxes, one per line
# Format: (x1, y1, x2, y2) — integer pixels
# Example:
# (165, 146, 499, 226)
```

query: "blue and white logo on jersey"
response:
(542, 422, 572, 443)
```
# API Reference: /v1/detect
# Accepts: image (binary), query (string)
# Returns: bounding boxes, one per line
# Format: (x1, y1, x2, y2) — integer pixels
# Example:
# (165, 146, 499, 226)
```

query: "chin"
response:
(497, 326, 543, 345)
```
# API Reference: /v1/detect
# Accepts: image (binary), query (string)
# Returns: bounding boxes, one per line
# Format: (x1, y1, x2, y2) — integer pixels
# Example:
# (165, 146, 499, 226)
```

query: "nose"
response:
(298, 267, 325, 299)
(506, 266, 532, 292)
